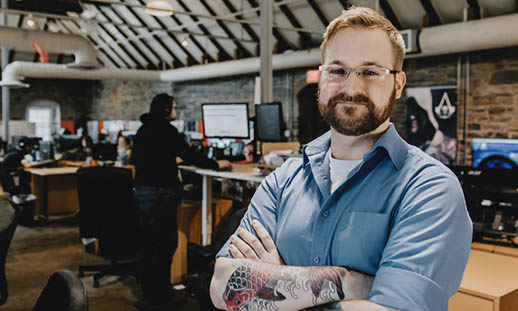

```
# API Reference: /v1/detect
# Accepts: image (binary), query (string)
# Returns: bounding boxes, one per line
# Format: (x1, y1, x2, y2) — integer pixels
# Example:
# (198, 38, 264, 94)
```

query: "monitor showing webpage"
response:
(202, 103, 250, 139)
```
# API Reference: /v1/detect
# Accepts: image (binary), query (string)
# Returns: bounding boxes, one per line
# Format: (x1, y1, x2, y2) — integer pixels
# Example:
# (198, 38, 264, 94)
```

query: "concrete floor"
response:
(3, 216, 204, 311)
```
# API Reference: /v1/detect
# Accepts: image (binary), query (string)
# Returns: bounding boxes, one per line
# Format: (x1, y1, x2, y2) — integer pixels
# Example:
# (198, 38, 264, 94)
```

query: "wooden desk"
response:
(25, 167, 79, 219)
(179, 165, 265, 246)
(449, 244, 518, 311)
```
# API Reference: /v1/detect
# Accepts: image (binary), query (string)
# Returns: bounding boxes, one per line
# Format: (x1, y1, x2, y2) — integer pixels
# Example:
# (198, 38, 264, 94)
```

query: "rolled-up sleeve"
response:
(215, 160, 294, 259)
(369, 170, 472, 311)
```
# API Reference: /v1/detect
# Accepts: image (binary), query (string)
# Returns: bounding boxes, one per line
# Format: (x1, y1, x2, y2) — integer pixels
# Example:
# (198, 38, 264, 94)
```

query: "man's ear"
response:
(394, 71, 406, 99)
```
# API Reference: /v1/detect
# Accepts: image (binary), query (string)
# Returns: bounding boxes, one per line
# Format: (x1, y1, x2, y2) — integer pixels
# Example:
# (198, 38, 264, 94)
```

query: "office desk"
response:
(179, 165, 265, 246)
(25, 167, 79, 219)
(449, 243, 518, 311)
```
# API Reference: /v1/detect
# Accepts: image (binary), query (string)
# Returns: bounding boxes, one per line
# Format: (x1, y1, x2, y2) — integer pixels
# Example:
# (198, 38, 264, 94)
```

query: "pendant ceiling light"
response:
(145, 0, 173, 16)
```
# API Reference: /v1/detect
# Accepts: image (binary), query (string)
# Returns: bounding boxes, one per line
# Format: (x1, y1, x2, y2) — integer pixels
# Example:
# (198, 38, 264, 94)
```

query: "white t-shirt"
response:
(329, 152, 362, 193)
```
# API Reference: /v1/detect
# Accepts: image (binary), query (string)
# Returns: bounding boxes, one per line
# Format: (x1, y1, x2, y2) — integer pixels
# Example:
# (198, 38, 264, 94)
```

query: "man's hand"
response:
(217, 160, 232, 171)
(229, 219, 284, 265)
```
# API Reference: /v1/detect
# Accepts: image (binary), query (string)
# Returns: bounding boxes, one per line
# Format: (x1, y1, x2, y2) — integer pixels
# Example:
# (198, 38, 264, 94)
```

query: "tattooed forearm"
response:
(222, 260, 347, 311)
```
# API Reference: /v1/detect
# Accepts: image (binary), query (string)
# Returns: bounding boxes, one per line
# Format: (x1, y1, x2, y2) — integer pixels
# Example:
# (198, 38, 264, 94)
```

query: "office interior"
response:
(0, 1, 518, 310)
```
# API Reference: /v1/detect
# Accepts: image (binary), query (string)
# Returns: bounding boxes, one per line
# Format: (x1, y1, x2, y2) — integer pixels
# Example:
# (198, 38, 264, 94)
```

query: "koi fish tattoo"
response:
(223, 261, 346, 311)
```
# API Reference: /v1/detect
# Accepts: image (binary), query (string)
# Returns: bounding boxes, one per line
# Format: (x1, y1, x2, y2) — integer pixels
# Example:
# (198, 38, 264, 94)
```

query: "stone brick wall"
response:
(4, 46, 518, 165)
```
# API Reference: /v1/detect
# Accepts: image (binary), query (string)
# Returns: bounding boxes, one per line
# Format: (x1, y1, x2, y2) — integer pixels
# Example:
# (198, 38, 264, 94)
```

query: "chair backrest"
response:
(0, 195, 22, 305)
(76, 166, 137, 258)
(33, 269, 88, 311)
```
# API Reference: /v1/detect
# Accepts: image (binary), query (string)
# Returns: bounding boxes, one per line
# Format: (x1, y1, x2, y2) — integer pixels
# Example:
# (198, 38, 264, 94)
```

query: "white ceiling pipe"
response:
(408, 13, 518, 58)
(3, 13, 518, 87)
(0, 61, 160, 88)
(159, 49, 322, 82)
(0, 26, 98, 68)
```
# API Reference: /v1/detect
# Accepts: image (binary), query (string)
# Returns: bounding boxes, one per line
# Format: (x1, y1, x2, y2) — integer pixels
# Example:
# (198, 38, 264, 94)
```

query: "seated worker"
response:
(117, 135, 132, 166)
(210, 7, 472, 311)
(132, 93, 231, 307)
(1, 136, 33, 195)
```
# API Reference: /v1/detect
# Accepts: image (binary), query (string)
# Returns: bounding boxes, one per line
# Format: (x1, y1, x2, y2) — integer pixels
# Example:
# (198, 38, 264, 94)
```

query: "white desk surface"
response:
(25, 167, 79, 176)
(178, 165, 265, 183)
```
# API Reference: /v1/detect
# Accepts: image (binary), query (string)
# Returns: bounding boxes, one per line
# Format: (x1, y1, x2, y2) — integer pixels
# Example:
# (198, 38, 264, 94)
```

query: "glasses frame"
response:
(318, 64, 400, 82)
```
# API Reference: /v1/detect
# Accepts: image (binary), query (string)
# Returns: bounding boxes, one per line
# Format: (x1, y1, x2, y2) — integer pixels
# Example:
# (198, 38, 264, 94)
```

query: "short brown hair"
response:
(321, 6, 405, 70)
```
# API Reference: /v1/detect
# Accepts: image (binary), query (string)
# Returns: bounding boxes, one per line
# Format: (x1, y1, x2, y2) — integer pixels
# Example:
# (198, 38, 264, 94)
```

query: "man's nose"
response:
(339, 71, 365, 94)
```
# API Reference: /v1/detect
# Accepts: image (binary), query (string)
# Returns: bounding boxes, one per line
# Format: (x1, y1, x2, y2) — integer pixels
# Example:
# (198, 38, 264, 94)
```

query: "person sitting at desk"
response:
(0, 136, 33, 195)
(132, 93, 231, 307)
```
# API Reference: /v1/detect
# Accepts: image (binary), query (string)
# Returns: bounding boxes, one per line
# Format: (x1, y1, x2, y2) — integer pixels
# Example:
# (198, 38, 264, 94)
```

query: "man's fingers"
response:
(252, 220, 277, 253)
(229, 244, 245, 259)
(237, 227, 267, 258)
(230, 234, 259, 260)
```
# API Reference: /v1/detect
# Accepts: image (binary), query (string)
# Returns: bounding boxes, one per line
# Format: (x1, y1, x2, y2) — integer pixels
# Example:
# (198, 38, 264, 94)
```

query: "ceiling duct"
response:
(2, 13, 518, 87)
(0, 26, 98, 68)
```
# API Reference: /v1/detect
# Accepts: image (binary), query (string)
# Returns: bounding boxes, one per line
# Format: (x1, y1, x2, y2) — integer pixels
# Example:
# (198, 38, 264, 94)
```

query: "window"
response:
(26, 101, 61, 141)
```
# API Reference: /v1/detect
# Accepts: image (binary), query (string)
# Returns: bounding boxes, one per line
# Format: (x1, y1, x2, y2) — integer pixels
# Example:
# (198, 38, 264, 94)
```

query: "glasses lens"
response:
(358, 66, 385, 81)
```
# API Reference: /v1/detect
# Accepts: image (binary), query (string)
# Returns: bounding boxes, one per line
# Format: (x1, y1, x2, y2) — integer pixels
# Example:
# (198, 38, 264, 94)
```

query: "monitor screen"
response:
(472, 138, 518, 170)
(202, 103, 250, 139)
(92, 143, 118, 161)
(256, 102, 283, 142)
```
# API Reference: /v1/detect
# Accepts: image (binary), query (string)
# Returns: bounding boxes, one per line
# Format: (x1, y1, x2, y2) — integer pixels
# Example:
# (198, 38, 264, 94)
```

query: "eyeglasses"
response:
(318, 64, 399, 82)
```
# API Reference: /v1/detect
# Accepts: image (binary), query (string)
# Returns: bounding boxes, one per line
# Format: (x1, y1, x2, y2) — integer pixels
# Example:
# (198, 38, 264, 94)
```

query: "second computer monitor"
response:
(202, 103, 250, 139)
(256, 102, 284, 142)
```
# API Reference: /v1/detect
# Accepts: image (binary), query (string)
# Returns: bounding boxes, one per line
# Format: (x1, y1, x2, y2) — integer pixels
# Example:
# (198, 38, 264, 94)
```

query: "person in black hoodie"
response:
(132, 93, 230, 306)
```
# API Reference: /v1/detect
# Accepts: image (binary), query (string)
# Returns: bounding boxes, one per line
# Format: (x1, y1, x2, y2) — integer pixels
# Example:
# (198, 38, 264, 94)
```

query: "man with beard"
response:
(210, 7, 471, 311)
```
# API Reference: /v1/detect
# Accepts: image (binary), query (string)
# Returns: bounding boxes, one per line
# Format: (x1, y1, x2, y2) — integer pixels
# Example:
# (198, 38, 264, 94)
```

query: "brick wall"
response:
(4, 46, 518, 165)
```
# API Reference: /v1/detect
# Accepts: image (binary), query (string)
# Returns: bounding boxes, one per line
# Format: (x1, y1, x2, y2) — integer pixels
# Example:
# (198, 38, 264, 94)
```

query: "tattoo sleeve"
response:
(222, 260, 349, 311)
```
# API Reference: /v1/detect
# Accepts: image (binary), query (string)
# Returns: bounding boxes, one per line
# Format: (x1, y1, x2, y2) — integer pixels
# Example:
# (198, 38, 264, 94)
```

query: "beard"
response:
(318, 87, 396, 136)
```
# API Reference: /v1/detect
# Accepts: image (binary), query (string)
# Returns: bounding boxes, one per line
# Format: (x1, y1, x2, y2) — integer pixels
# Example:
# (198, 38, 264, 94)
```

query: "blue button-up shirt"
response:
(217, 125, 472, 311)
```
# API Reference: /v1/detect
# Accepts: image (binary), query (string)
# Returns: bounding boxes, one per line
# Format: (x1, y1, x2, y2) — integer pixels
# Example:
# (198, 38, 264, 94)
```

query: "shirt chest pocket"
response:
(332, 211, 391, 275)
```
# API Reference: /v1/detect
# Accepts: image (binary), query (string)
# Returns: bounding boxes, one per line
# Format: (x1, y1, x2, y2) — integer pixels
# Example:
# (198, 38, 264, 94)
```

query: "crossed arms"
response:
(209, 220, 390, 311)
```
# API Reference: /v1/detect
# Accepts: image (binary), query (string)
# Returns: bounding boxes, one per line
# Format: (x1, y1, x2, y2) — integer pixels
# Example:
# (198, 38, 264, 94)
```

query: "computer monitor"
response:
(201, 103, 250, 139)
(472, 138, 518, 170)
(255, 102, 284, 142)
(39, 141, 55, 160)
(92, 143, 118, 161)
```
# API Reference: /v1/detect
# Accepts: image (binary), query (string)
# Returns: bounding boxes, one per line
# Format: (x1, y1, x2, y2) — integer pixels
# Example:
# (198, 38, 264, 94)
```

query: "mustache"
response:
(329, 93, 373, 107)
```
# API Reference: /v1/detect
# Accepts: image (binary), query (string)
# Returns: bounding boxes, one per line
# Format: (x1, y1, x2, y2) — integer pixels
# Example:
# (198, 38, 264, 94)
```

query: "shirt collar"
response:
(302, 124, 408, 170)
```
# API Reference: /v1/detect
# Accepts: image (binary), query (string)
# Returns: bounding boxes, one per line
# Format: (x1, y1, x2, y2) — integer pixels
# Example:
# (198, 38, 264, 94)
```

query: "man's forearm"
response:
(210, 257, 374, 311)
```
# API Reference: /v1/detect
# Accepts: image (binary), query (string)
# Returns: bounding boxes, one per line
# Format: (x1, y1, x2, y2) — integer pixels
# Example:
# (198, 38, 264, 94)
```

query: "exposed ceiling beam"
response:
(419, 0, 442, 26)
(221, 0, 259, 42)
(198, 0, 252, 59)
(8, 13, 24, 63)
(379, 0, 403, 29)
(91, 4, 151, 69)
(119, 0, 183, 68)
(275, 0, 312, 48)
(175, 0, 232, 61)
(102, 5, 160, 69)
(0, 8, 260, 43)
(466, 0, 482, 20)
(135, 0, 199, 65)
(246, 0, 294, 52)
(338, 0, 350, 10)
(62, 18, 122, 68)
(307, 0, 328, 27)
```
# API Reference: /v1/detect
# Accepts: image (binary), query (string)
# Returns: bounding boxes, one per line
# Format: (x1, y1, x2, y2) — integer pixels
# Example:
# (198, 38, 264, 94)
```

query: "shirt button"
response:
(313, 256, 320, 264)
(323, 210, 330, 217)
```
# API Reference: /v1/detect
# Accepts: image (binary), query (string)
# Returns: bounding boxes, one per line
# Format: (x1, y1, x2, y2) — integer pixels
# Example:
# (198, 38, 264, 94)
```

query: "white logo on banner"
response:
(434, 91, 456, 119)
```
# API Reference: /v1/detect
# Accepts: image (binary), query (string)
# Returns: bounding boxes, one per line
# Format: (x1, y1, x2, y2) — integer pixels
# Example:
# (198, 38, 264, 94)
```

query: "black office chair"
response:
(33, 269, 88, 311)
(76, 166, 139, 287)
(184, 206, 247, 310)
(0, 195, 22, 306)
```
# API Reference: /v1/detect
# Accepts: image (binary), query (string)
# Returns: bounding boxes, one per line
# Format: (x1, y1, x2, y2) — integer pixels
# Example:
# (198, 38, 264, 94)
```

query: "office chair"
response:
(0, 195, 22, 306)
(33, 269, 88, 311)
(184, 206, 247, 310)
(76, 166, 139, 287)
